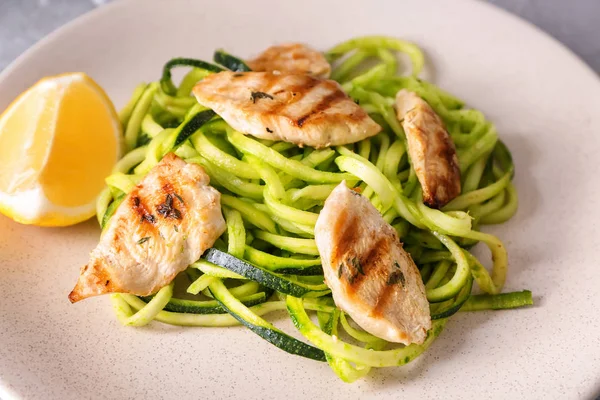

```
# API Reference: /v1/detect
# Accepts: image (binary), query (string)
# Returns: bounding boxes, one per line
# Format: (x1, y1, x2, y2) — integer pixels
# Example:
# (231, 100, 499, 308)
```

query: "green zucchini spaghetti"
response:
(98, 36, 531, 382)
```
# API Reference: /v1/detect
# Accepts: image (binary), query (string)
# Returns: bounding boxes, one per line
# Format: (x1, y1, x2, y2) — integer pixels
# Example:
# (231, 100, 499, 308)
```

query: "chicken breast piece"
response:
(247, 43, 331, 78)
(395, 90, 461, 208)
(193, 71, 380, 148)
(68, 153, 226, 303)
(315, 183, 431, 345)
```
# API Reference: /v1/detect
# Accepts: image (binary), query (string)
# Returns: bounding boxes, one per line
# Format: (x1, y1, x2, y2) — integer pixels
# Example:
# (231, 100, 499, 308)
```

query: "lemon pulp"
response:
(0, 73, 122, 226)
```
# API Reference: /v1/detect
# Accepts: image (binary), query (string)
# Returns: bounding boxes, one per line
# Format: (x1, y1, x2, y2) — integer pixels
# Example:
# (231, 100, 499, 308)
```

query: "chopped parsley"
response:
(352, 257, 364, 275)
(251, 91, 274, 103)
(174, 193, 185, 205)
(387, 270, 406, 286)
(157, 193, 182, 220)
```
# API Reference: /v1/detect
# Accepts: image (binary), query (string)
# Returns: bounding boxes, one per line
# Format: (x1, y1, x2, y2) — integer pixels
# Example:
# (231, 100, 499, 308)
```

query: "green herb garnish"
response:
(387, 269, 406, 286)
(251, 91, 274, 103)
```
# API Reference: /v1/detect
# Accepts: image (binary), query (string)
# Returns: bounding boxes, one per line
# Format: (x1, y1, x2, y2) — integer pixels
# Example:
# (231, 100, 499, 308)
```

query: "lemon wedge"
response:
(0, 72, 122, 226)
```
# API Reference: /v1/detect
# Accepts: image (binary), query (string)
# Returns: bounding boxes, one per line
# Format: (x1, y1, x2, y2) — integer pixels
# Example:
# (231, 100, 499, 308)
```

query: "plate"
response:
(1, 0, 599, 398)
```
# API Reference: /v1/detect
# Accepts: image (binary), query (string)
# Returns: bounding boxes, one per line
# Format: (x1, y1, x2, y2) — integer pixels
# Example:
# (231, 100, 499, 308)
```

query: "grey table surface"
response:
(0, 0, 600, 75)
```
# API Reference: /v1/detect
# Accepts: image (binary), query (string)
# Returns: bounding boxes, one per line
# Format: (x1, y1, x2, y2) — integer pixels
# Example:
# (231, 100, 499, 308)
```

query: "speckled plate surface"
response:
(1, 0, 599, 399)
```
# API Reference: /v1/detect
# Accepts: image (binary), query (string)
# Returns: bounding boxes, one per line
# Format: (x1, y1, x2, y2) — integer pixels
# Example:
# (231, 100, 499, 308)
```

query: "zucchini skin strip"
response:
(461, 290, 533, 312)
(244, 246, 323, 275)
(204, 249, 330, 298)
(174, 109, 217, 146)
(161, 58, 224, 95)
(213, 50, 252, 72)
(140, 292, 268, 314)
(209, 279, 327, 361)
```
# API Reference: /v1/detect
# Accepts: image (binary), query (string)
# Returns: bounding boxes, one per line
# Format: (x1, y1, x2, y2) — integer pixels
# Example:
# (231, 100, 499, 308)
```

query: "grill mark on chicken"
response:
(352, 239, 395, 306)
(315, 182, 431, 344)
(68, 153, 226, 303)
(269, 76, 321, 116)
(359, 237, 389, 275)
(372, 283, 396, 318)
(332, 209, 358, 262)
(429, 131, 461, 207)
(295, 89, 347, 127)
(396, 90, 461, 208)
(131, 194, 156, 226)
(193, 71, 381, 148)
(160, 181, 175, 198)
(344, 236, 388, 295)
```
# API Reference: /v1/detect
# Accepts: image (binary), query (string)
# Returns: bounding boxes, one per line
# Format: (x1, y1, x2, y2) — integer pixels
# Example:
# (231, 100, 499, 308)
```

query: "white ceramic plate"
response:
(1, 0, 599, 399)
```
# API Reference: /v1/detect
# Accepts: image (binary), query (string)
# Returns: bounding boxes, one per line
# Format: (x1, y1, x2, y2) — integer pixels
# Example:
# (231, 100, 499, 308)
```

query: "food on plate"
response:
(395, 89, 461, 208)
(69, 153, 225, 302)
(0, 72, 121, 226)
(60, 35, 532, 382)
(192, 71, 381, 147)
(246, 43, 332, 78)
(315, 182, 431, 345)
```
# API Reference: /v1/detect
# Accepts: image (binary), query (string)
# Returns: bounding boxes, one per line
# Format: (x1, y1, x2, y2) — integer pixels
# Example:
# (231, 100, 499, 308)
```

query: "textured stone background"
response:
(0, 0, 599, 74)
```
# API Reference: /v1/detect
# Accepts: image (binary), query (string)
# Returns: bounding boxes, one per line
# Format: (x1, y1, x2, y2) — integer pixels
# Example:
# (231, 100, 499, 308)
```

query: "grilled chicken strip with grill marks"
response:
(247, 43, 331, 78)
(395, 89, 461, 208)
(68, 153, 226, 303)
(315, 183, 431, 345)
(193, 71, 381, 148)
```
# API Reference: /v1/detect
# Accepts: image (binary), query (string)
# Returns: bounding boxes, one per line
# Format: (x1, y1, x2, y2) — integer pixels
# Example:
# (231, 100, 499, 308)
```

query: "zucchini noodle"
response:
(99, 35, 531, 382)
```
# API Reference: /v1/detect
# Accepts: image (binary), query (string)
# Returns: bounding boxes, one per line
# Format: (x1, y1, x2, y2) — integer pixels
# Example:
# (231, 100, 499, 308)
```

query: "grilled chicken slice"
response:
(193, 71, 380, 148)
(395, 90, 461, 208)
(247, 43, 331, 78)
(315, 183, 431, 345)
(68, 153, 226, 303)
